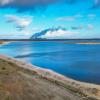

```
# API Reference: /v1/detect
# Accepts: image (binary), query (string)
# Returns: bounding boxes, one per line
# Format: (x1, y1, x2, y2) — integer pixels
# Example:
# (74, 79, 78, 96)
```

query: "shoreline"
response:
(0, 55, 100, 99)
(0, 41, 10, 46)
(76, 42, 100, 45)
(63, 42, 100, 44)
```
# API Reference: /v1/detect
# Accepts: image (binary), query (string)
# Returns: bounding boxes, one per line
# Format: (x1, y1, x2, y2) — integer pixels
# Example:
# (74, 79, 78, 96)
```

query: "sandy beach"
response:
(0, 55, 100, 100)
(0, 41, 10, 46)
(0, 41, 5, 45)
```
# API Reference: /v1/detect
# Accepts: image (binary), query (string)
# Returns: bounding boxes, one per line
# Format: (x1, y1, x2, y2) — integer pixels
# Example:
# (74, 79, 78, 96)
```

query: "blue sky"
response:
(0, 0, 100, 39)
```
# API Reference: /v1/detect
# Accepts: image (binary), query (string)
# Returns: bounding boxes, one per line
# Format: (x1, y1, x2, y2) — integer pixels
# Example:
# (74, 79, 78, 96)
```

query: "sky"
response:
(0, 0, 100, 39)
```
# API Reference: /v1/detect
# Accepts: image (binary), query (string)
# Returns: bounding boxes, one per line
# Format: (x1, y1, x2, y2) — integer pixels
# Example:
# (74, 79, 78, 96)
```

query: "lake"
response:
(0, 40, 100, 84)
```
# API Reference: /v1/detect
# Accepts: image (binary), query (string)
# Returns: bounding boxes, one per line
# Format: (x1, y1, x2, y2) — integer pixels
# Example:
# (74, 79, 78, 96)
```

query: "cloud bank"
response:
(0, 0, 77, 12)
(0, 0, 99, 12)
(5, 15, 32, 30)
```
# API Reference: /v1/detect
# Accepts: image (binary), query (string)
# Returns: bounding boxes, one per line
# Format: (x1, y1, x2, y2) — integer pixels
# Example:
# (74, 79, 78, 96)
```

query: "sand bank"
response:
(76, 42, 100, 45)
(0, 55, 100, 100)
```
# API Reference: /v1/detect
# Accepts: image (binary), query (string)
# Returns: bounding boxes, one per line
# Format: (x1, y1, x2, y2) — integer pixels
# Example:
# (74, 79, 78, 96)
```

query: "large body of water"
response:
(0, 41, 100, 84)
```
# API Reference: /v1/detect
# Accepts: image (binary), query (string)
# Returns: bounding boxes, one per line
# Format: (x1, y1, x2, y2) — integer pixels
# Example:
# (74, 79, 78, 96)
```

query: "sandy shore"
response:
(63, 42, 100, 45)
(76, 42, 100, 45)
(0, 55, 100, 100)
(0, 41, 5, 44)
(0, 41, 10, 46)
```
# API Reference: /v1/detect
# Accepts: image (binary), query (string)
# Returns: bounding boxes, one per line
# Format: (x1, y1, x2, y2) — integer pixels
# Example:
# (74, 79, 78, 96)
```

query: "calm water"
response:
(0, 41, 100, 84)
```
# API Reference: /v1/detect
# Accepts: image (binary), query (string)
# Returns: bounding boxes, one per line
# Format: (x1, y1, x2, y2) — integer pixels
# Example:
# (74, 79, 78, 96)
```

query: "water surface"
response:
(0, 41, 100, 84)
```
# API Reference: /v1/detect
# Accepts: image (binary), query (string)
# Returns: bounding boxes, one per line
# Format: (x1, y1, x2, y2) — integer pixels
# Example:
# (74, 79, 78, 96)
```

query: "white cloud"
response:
(40, 29, 78, 39)
(0, 0, 13, 5)
(56, 16, 75, 21)
(5, 14, 32, 30)
(56, 14, 83, 22)
(56, 13, 96, 22)
(74, 14, 83, 18)
(88, 14, 96, 19)
(87, 24, 94, 30)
